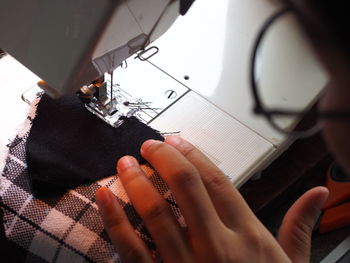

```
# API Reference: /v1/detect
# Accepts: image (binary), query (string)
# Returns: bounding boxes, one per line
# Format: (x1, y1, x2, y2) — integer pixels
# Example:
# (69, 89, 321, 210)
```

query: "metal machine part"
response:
(77, 71, 157, 128)
(76, 46, 164, 127)
(22, 54, 189, 128)
(77, 53, 190, 128)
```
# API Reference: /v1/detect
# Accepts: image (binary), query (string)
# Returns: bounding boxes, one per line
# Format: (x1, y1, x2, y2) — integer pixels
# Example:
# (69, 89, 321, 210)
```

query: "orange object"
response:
(319, 163, 350, 233)
(319, 201, 350, 233)
(323, 164, 350, 210)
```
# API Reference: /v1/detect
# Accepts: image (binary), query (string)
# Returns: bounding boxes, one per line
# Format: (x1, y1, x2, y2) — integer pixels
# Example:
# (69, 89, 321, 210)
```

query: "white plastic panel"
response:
(93, 2, 142, 58)
(150, 92, 275, 187)
(257, 13, 328, 129)
(0, 56, 40, 171)
(148, 0, 328, 146)
(93, 0, 180, 59)
(113, 57, 189, 124)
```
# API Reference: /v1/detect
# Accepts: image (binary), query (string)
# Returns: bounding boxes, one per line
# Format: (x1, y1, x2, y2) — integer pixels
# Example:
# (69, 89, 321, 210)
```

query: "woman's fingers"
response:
(140, 140, 224, 239)
(278, 187, 329, 263)
(96, 138, 295, 263)
(117, 156, 193, 263)
(164, 136, 257, 229)
(95, 187, 154, 263)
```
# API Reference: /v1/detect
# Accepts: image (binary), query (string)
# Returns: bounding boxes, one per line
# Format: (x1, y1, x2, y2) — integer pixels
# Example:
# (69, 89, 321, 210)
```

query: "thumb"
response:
(278, 187, 329, 263)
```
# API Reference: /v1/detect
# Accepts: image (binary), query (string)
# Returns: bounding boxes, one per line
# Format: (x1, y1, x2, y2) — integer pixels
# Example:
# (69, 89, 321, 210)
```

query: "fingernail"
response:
(141, 139, 162, 154)
(96, 187, 112, 210)
(117, 156, 138, 173)
(165, 136, 183, 147)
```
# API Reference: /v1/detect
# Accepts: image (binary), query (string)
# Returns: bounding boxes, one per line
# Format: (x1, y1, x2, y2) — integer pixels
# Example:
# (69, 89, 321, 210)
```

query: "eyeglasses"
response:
(250, 7, 350, 138)
(0, 48, 5, 59)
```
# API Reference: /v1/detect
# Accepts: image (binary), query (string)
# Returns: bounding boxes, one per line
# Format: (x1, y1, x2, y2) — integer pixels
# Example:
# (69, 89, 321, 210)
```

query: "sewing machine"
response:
(0, 0, 196, 127)
(0, 0, 327, 186)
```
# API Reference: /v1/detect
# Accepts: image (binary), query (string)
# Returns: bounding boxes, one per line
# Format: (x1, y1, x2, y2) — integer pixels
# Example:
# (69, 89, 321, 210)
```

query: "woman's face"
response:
(320, 78, 350, 173)
(293, 3, 350, 173)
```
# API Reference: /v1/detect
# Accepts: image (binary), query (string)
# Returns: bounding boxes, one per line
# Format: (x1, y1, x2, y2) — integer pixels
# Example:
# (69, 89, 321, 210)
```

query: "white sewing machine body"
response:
(0, 0, 182, 98)
(0, 0, 328, 186)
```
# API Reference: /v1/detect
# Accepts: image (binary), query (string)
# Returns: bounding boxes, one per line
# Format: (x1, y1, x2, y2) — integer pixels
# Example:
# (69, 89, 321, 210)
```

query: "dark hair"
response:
(287, 0, 350, 57)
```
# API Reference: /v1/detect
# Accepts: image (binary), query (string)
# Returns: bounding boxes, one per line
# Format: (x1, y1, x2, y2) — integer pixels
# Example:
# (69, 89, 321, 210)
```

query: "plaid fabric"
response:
(0, 97, 183, 262)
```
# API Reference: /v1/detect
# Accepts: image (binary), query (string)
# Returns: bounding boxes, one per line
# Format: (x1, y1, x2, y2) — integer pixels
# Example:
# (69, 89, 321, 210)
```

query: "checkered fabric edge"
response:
(0, 95, 184, 263)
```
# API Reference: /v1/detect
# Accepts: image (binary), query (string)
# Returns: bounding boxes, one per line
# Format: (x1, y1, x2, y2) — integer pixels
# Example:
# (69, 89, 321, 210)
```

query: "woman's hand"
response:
(96, 136, 328, 263)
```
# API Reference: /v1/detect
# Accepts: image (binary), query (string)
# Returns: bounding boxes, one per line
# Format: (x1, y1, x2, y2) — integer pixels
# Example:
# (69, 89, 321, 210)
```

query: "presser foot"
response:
(77, 75, 159, 128)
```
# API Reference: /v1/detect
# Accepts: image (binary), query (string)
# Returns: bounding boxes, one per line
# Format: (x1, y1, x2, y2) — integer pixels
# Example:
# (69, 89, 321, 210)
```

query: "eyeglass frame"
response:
(250, 7, 350, 138)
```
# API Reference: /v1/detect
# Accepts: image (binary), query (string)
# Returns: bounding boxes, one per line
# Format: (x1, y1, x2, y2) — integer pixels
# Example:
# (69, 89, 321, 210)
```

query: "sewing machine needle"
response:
(110, 70, 114, 108)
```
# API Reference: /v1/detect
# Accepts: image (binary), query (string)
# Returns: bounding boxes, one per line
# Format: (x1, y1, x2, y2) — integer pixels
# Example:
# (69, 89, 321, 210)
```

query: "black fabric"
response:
(26, 94, 163, 192)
